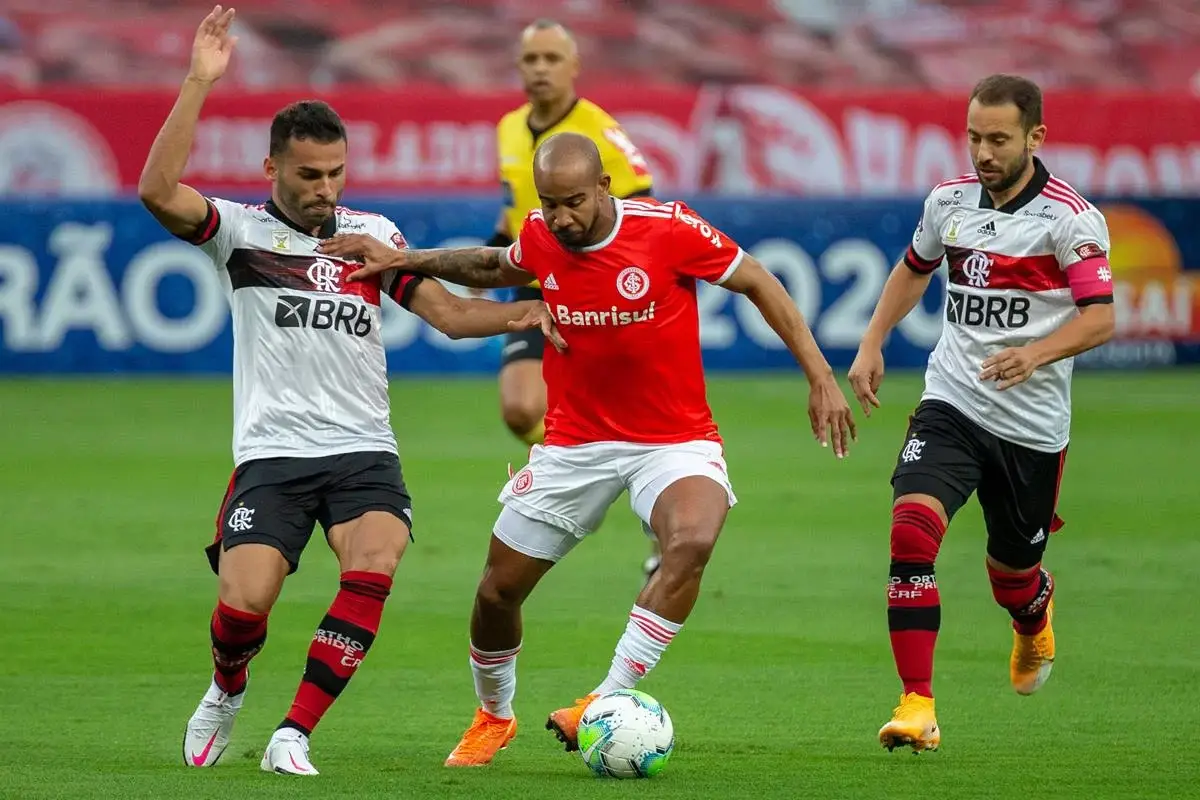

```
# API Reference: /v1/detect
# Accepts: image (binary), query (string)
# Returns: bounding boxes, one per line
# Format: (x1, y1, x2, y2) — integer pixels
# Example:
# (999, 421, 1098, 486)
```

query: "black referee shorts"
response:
(207, 451, 413, 575)
(891, 400, 1067, 570)
(500, 286, 545, 367)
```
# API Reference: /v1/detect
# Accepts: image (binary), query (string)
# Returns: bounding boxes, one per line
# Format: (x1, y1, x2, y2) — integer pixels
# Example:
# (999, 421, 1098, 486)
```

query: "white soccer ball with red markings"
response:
(577, 689, 674, 778)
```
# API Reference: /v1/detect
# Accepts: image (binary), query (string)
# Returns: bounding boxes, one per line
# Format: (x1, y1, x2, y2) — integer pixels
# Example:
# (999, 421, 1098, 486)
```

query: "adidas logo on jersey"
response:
(977, 220, 997, 236)
(542, 273, 559, 290)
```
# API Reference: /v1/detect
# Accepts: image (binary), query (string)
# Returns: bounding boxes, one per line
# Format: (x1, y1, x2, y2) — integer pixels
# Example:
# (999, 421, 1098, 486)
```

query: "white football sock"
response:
(593, 605, 681, 695)
(469, 642, 520, 719)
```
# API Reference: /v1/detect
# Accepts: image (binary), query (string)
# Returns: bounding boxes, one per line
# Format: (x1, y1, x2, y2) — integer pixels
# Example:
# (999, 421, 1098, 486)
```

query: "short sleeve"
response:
(904, 195, 945, 274)
(185, 197, 245, 269)
(378, 219, 425, 308)
(502, 211, 545, 279)
(1055, 208, 1113, 306)
(669, 202, 744, 284)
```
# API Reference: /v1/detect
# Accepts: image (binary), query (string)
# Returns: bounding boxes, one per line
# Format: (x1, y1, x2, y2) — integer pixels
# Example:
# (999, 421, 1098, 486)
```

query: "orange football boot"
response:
(878, 692, 941, 754)
(545, 694, 599, 752)
(1011, 598, 1056, 695)
(444, 709, 517, 767)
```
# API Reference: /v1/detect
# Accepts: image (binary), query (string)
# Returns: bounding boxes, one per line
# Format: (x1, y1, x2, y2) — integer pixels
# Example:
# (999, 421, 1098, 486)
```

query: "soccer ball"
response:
(577, 689, 674, 778)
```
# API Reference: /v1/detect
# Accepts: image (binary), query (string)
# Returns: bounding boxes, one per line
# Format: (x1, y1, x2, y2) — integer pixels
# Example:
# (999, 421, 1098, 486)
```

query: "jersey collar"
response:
(978, 156, 1050, 215)
(577, 198, 624, 253)
(527, 98, 580, 140)
(265, 198, 338, 238)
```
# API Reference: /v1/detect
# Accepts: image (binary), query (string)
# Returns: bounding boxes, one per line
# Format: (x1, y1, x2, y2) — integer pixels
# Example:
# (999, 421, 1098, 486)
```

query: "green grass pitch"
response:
(0, 371, 1197, 799)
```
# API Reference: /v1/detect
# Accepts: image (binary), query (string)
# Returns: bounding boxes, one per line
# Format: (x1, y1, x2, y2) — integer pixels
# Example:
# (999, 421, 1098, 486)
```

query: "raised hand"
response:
(189, 5, 238, 85)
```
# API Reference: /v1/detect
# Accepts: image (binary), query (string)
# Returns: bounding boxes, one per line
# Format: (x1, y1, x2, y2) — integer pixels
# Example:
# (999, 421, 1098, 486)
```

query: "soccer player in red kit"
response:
(848, 74, 1115, 753)
(318, 131, 857, 766)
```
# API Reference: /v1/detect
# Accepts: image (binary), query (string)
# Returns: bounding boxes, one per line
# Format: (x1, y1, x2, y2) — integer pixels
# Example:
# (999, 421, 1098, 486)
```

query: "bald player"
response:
(318, 131, 855, 768)
(488, 18, 662, 579)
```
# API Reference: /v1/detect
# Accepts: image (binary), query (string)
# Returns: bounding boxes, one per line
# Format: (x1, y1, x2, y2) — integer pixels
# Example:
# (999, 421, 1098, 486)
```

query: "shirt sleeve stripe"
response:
(904, 244, 942, 274)
(182, 199, 221, 246)
(713, 248, 745, 284)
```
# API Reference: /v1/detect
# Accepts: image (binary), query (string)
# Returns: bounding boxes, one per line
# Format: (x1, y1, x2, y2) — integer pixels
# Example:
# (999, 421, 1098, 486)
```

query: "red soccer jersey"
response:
(505, 197, 745, 446)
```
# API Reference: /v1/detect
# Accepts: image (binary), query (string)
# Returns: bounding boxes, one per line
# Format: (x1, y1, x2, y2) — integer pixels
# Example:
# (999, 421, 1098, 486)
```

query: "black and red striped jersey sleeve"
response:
(175, 197, 222, 246)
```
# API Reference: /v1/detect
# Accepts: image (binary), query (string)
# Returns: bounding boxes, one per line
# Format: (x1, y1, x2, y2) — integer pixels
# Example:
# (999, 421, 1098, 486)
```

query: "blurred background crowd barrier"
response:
(0, 0, 1197, 374)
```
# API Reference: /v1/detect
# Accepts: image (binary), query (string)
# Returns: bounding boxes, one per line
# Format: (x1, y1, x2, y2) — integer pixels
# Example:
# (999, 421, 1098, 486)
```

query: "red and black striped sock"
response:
(278, 571, 392, 736)
(887, 503, 946, 698)
(988, 562, 1054, 635)
(210, 600, 268, 696)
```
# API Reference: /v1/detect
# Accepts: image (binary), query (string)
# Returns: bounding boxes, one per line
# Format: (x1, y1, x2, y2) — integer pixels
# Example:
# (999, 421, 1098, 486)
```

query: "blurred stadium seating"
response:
(2, 0, 1198, 92)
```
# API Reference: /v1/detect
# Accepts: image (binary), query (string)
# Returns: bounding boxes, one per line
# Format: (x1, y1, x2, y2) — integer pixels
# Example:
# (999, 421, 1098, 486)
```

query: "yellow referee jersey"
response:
(497, 98, 654, 241)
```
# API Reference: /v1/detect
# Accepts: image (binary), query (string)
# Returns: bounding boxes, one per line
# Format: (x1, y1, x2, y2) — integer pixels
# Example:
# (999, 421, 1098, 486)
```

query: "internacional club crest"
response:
(511, 468, 534, 495)
(616, 266, 650, 301)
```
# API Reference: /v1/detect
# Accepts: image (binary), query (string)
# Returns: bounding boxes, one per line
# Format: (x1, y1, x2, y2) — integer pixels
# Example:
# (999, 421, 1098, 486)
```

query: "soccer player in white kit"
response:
(319, 131, 858, 767)
(137, 6, 563, 776)
(847, 74, 1116, 754)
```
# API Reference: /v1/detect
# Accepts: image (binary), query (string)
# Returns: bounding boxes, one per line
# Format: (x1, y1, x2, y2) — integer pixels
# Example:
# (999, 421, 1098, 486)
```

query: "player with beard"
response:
(847, 74, 1116, 753)
(488, 19, 664, 581)
(138, 6, 562, 776)
(319, 132, 857, 767)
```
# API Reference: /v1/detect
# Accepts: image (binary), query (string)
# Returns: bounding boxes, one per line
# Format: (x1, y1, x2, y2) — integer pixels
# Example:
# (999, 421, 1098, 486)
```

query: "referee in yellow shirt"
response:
(487, 19, 660, 577)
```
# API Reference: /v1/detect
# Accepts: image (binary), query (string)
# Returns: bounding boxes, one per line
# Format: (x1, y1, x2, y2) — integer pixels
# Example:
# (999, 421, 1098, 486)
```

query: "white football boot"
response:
(183, 676, 246, 767)
(260, 727, 320, 775)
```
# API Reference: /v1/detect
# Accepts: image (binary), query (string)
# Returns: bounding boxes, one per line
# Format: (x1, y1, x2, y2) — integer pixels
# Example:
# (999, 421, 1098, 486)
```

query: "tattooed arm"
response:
(317, 235, 534, 289)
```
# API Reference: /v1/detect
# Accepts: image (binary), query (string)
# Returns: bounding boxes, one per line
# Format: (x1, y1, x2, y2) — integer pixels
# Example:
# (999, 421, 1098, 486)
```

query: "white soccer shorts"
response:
(492, 440, 736, 563)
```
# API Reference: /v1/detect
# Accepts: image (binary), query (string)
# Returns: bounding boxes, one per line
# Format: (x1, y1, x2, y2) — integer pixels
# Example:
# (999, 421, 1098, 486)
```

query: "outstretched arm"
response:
(721, 255, 857, 457)
(396, 247, 534, 289)
(138, 7, 237, 239)
(317, 235, 534, 289)
(405, 278, 566, 349)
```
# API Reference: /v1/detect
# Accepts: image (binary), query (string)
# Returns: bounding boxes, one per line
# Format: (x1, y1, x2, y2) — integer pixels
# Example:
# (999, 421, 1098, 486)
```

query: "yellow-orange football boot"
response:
(444, 709, 517, 767)
(545, 694, 599, 752)
(878, 692, 941, 754)
(1011, 598, 1055, 696)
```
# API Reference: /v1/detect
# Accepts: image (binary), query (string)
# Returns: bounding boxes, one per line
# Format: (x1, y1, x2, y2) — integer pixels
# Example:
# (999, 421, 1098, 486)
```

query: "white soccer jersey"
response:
(184, 198, 423, 465)
(905, 157, 1114, 452)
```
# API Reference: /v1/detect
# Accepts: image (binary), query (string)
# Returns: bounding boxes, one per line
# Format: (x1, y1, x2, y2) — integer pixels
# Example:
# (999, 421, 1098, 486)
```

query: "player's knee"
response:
(890, 500, 947, 563)
(660, 525, 718, 577)
(217, 543, 288, 615)
(342, 548, 401, 577)
(218, 576, 277, 617)
(331, 511, 409, 576)
(500, 399, 543, 439)
(475, 574, 528, 612)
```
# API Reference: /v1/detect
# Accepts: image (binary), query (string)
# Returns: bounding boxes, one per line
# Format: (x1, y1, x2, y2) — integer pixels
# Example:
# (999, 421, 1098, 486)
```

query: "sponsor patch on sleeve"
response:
(1074, 242, 1105, 260)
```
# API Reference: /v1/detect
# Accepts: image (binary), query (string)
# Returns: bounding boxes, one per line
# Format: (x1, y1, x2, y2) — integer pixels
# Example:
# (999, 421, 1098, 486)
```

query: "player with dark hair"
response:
(137, 6, 561, 776)
(319, 131, 857, 768)
(488, 19, 664, 579)
(848, 73, 1116, 753)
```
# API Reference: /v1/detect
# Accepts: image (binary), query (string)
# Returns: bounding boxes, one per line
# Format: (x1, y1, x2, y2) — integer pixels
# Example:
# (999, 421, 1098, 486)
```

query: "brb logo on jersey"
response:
(275, 295, 372, 337)
(617, 266, 650, 300)
(306, 258, 342, 292)
(946, 291, 1030, 329)
(962, 251, 991, 288)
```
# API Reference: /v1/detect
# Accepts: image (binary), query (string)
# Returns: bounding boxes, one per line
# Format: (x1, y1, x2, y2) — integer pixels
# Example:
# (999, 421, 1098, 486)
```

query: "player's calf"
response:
(184, 599, 268, 768)
(887, 499, 947, 699)
(276, 570, 393, 740)
(987, 559, 1056, 694)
